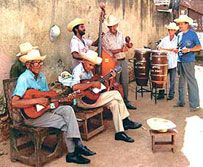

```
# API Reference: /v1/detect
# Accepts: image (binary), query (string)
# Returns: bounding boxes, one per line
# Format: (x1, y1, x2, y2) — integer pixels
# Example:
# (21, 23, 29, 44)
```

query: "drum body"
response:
(134, 49, 151, 86)
(151, 51, 168, 88)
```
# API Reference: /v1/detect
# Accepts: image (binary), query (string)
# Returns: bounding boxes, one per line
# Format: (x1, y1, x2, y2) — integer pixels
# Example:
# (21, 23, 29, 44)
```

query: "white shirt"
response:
(102, 31, 126, 60)
(158, 35, 178, 69)
(69, 35, 93, 68)
(71, 63, 93, 87)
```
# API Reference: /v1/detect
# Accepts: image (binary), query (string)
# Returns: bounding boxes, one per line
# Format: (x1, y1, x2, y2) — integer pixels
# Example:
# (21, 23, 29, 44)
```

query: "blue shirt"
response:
(178, 29, 200, 62)
(13, 69, 49, 97)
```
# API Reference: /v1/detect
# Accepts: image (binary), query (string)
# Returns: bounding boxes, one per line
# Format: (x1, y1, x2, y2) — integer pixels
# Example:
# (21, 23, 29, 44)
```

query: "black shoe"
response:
(156, 95, 165, 100)
(66, 153, 90, 164)
(125, 103, 137, 110)
(173, 103, 185, 107)
(75, 145, 96, 156)
(124, 121, 142, 130)
(167, 96, 174, 100)
(115, 132, 134, 143)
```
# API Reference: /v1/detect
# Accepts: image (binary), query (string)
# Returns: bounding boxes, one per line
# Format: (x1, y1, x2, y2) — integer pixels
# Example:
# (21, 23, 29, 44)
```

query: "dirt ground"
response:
(0, 76, 203, 167)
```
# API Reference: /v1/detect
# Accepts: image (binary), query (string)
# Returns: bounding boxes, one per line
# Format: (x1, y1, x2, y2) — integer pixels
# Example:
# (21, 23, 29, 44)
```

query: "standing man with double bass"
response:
(67, 18, 99, 69)
(102, 15, 136, 110)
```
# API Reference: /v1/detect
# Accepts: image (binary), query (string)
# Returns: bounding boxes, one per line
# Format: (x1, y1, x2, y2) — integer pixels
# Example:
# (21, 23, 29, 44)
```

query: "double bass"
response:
(96, 2, 124, 97)
(97, 2, 117, 76)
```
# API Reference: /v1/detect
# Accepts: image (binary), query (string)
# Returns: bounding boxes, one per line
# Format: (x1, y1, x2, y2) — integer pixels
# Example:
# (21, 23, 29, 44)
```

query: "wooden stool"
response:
(150, 129, 177, 152)
(75, 107, 104, 141)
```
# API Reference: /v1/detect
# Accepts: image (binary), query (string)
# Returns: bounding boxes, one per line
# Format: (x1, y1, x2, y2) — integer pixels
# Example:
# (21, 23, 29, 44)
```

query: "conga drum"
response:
(134, 48, 151, 86)
(150, 50, 168, 88)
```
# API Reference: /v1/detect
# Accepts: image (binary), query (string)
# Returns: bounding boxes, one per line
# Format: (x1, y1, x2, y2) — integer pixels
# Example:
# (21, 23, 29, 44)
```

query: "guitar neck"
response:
(50, 92, 77, 103)
(98, 72, 113, 84)
(98, 21, 103, 57)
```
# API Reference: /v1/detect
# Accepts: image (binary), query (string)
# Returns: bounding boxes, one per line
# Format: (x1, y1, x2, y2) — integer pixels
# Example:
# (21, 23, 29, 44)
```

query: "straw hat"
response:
(165, 22, 179, 30)
(80, 50, 102, 65)
(147, 118, 176, 132)
(104, 15, 120, 27)
(19, 49, 46, 63)
(174, 15, 193, 25)
(49, 25, 61, 42)
(67, 18, 86, 32)
(16, 42, 38, 57)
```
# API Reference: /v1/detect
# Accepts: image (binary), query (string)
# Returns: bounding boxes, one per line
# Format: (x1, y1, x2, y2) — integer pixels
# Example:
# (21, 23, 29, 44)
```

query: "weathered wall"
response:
(0, 0, 171, 93)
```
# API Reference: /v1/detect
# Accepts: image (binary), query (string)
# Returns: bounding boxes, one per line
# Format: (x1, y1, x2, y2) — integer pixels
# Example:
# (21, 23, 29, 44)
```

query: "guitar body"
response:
(80, 80, 101, 104)
(101, 49, 117, 76)
(23, 89, 59, 119)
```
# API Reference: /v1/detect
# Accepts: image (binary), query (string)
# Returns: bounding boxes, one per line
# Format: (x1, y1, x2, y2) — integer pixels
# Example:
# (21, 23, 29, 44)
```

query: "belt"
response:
(117, 58, 125, 61)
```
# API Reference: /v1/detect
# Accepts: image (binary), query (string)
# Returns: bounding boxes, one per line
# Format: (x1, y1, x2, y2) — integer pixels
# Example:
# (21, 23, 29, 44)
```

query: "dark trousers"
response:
(168, 67, 177, 98)
(178, 62, 199, 108)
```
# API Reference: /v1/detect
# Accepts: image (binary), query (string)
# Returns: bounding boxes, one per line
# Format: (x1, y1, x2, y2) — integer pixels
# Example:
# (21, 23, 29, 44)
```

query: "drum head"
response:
(135, 48, 151, 54)
(151, 50, 167, 56)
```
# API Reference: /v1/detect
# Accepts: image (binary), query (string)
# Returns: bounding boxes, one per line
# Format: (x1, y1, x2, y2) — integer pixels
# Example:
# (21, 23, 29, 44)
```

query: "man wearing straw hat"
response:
(10, 42, 37, 78)
(158, 22, 179, 100)
(67, 18, 98, 68)
(174, 15, 201, 111)
(102, 15, 136, 110)
(71, 50, 142, 143)
(11, 48, 96, 164)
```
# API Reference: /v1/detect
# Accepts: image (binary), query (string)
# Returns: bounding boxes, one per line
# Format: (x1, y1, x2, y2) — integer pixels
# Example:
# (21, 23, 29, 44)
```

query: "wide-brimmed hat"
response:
(174, 15, 193, 25)
(147, 118, 176, 132)
(16, 42, 38, 57)
(19, 49, 46, 63)
(67, 18, 86, 32)
(49, 25, 61, 42)
(104, 15, 120, 27)
(80, 50, 102, 65)
(165, 22, 179, 30)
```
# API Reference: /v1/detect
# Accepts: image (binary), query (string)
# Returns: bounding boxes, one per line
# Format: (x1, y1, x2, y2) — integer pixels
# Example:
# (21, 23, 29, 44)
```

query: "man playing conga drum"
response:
(158, 22, 179, 100)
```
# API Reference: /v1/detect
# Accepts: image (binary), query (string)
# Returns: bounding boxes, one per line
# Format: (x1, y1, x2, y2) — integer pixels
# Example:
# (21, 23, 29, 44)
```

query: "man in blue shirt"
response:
(12, 49, 95, 164)
(174, 15, 201, 111)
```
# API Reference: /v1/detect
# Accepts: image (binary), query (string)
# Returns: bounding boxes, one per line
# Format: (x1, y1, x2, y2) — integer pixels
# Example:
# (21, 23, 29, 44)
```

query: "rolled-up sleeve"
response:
(70, 38, 79, 53)
(70, 67, 81, 87)
(13, 76, 28, 97)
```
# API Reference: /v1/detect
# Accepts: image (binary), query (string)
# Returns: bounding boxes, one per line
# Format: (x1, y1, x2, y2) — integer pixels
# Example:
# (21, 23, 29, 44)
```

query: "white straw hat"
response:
(104, 15, 120, 27)
(80, 50, 102, 65)
(165, 22, 179, 30)
(67, 18, 86, 32)
(19, 49, 46, 63)
(16, 42, 38, 57)
(147, 118, 176, 132)
(174, 15, 193, 25)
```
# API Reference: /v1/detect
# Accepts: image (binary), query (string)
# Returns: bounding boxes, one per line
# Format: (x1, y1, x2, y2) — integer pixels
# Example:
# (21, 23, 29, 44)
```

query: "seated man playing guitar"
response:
(11, 48, 95, 164)
(71, 50, 142, 143)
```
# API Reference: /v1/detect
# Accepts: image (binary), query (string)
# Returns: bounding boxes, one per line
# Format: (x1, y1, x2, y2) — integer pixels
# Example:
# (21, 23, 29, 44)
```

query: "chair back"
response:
(3, 78, 23, 125)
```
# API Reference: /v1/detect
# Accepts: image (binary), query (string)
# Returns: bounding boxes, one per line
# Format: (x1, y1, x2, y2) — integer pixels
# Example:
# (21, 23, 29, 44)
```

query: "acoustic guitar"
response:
(81, 65, 122, 104)
(23, 89, 81, 119)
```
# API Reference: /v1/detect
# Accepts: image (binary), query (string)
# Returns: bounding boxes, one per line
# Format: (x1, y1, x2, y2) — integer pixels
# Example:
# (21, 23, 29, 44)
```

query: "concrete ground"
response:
(1, 67, 203, 167)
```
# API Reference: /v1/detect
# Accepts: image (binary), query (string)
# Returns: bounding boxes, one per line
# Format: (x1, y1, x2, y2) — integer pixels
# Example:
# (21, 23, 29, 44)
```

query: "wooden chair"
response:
(74, 106, 105, 141)
(3, 78, 63, 167)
